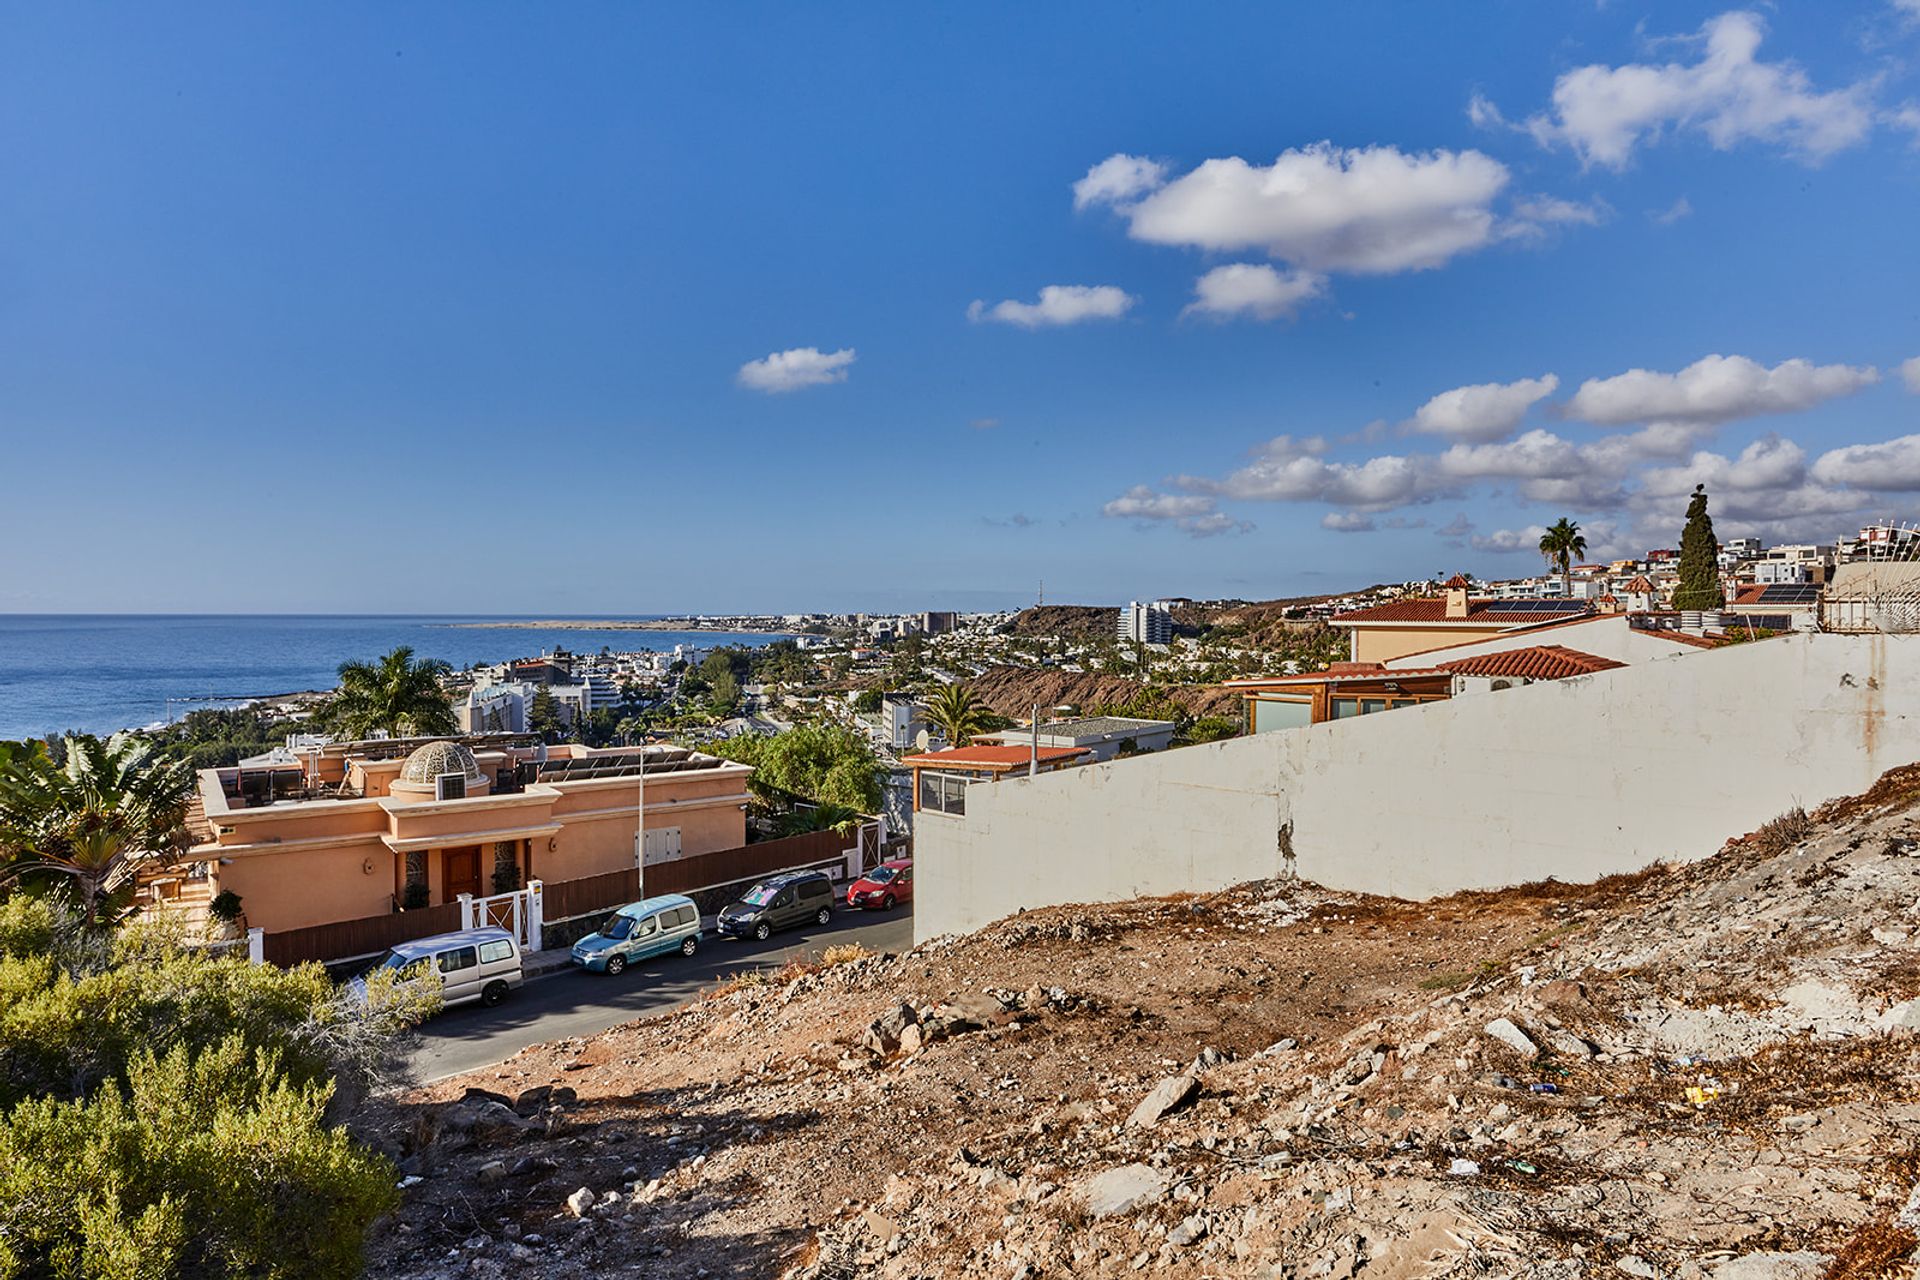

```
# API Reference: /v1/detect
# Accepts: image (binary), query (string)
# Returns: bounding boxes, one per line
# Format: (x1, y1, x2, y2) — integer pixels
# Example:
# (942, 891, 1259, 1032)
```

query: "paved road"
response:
(410, 907, 915, 1082)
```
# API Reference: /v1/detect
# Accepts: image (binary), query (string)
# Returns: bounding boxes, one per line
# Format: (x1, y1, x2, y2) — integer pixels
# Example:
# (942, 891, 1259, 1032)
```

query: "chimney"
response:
(1443, 573, 1471, 620)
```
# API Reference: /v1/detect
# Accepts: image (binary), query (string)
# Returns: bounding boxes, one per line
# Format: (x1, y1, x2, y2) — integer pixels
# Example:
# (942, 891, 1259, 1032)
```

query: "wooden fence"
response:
(641, 829, 846, 898)
(257, 828, 858, 966)
(541, 867, 638, 924)
(259, 901, 461, 968)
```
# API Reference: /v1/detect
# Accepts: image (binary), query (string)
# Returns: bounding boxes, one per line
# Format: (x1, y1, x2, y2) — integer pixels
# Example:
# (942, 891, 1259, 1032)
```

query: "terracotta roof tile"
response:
(1436, 645, 1627, 680)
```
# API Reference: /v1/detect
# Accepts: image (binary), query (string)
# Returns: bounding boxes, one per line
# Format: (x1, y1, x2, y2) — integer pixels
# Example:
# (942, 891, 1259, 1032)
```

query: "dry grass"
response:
(1752, 806, 1815, 859)
(820, 943, 873, 967)
(705, 956, 823, 999)
(1822, 1217, 1918, 1280)
(1816, 762, 1920, 825)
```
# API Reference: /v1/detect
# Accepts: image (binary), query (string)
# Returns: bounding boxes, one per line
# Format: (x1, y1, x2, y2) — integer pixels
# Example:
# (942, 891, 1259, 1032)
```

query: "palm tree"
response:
(921, 683, 994, 748)
(1537, 518, 1588, 596)
(776, 802, 864, 837)
(323, 646, 456, 740)
(0, 734, 194, 927)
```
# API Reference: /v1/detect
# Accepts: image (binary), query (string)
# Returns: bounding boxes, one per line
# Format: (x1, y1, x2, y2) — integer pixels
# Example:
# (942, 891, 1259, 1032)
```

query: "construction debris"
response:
(365, 764, 1920, 1279)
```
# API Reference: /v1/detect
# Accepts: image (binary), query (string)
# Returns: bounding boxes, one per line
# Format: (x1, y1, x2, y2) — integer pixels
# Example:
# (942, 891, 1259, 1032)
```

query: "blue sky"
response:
(3, 2, 1918, 614)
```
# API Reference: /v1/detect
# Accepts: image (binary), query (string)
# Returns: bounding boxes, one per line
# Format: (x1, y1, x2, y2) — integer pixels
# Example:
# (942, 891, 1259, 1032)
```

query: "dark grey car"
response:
(715, 870, 835, 941)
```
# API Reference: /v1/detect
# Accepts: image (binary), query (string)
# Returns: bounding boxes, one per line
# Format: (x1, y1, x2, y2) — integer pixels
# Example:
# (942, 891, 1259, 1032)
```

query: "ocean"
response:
(0, 615, 797, 739)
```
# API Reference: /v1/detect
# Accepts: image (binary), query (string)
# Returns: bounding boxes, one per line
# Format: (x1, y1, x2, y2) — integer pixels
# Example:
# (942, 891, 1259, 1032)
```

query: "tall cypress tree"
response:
(1672, 483, 1725, 610)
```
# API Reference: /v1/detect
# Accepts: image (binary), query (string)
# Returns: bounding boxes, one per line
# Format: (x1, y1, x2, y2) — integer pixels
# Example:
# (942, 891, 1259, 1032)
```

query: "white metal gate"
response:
(458, 883, 544, 952)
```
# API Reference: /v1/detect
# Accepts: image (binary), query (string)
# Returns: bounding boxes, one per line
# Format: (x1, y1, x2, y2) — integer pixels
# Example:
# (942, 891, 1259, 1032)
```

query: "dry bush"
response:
(1752, 806, 1814, 859)
(1815, 762, 1920, 825)
(705, 970, 771, 999)
(820, 943, 872, 967)
(1822, 1217, 1917, 1280)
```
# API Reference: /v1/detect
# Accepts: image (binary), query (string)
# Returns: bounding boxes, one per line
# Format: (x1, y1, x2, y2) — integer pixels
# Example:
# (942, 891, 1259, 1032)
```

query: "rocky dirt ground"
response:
(363, 765, 1920, 1280)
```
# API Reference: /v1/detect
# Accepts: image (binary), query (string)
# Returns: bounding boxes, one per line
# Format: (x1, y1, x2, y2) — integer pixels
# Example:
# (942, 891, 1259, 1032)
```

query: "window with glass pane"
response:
(1253, 698, 1311, 733)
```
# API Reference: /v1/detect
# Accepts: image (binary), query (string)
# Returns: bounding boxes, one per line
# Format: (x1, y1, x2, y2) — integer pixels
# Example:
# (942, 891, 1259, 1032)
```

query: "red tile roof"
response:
(1732, 584, 1768, 606)
(900, 745, 1089, 770)
(1333, 598, 1593, 625)
(1436, 645, 1626, 680)
(1623, 576, 1655, 592)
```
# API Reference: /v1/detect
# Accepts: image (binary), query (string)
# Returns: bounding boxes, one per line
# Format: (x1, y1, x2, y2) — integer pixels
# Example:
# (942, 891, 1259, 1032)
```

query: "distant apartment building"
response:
(919, 611, 959, 635)
(1117, 600, 1173, 646)
(881, 693, 936, 751)
(1752, 560, 1815, 585)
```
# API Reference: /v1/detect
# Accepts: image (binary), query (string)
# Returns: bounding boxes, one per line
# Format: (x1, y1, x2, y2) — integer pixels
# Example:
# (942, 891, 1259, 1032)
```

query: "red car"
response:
(846, 859, 913, 911)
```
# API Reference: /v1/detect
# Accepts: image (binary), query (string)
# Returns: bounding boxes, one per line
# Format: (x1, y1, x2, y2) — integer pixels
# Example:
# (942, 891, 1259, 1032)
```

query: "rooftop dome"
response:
(399, 740, 483, 786)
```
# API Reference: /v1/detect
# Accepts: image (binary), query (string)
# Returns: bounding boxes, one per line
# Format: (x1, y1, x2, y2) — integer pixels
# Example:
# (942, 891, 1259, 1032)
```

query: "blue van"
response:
(570, 893, 703, 975)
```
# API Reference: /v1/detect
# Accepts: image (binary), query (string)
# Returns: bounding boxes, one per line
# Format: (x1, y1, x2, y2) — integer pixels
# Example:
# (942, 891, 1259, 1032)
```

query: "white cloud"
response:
(1100, 486, 1251, 537)
(1180, 512, 1255, 537)
(1640, 436, 1809, 500)
(1411, 373, 1559, 443)
(1509, 195, 1611, 230)
(1184, 263, 1327, 321)
(735, 346, 856, 393)
(1102, 485, 1215, 521)
(1650, 196, 1694, 225)
(1321, 511, 1376, 533)
(967, 285, 1136, 328)
(1086, 142, 1512, 276)
(1901, 356, 1920, 393)
(1185, 435, 1429, 511)
(1437, 428, 1585, 481)
(1812, 434, 1920, 491)
(1526, 11, 1878, 169)
(1438, 514, 1476, 539)
(1892, 101, 1920, 143)
(1467, 91, 1508, 130)
(1471, 525, 1550, 554)
(1565, 354, 1878, 426)
(1072, 154, 1167, 211)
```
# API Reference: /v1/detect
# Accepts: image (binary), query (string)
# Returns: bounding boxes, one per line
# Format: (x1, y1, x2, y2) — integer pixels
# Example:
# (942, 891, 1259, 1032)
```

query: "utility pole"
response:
(633, 739, 647, 899)
(1030, 703, 1040, 778)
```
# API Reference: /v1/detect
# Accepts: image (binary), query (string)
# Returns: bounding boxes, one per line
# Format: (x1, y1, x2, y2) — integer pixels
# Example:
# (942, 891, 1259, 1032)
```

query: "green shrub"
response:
(0, 1036, 395, 1280)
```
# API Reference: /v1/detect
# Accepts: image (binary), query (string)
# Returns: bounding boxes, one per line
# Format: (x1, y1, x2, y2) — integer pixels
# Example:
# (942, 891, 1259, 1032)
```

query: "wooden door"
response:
(444, 847, 482, 902)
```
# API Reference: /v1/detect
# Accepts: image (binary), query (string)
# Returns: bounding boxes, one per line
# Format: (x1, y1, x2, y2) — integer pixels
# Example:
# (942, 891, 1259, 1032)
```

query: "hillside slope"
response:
(370, 766, 1920, 1280)
(966, 664, 1241, 721)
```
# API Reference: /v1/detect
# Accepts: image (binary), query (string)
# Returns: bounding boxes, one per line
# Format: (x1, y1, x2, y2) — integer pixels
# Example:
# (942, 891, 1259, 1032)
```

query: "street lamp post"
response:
(633, 740, 647, 900)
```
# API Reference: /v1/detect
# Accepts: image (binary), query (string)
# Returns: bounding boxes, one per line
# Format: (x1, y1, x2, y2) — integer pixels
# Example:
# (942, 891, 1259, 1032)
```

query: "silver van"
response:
(366, 926, 523, 1008)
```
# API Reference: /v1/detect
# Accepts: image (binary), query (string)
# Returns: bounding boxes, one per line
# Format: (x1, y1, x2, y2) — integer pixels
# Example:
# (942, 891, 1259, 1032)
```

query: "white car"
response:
(357, 926, 523, 1009)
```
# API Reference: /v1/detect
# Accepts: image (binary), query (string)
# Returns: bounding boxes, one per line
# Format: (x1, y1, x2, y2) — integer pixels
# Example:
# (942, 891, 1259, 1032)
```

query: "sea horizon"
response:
(0, 613, 797, 740)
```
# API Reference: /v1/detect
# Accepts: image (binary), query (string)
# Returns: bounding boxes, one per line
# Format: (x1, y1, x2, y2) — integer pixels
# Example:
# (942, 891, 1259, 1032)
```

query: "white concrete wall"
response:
(916, 633, 1920, 941)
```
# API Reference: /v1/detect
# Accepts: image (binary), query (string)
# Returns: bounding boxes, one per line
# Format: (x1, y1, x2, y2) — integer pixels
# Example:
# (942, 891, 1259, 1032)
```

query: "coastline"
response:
(442, 619, 801, 634)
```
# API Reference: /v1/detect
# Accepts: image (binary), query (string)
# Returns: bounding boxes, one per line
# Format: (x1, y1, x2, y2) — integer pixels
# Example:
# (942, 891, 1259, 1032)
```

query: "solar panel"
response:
(1758, 584, 1819, 604)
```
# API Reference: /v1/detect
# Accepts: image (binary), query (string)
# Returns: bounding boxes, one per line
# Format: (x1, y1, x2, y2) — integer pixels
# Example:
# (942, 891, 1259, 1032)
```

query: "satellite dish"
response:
(914, 728, 932, 751)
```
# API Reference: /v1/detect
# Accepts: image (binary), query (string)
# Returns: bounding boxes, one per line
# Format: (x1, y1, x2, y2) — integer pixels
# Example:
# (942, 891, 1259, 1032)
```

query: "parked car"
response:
(716, 869, 835, 941)
(357, 926, 522, 1009)
(846, 858, 913, 911)
(571, 893, 702, 975)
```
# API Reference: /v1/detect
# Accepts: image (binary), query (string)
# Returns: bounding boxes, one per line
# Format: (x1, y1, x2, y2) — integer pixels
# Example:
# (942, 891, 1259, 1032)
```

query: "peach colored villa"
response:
(189, 736, 751, 935)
